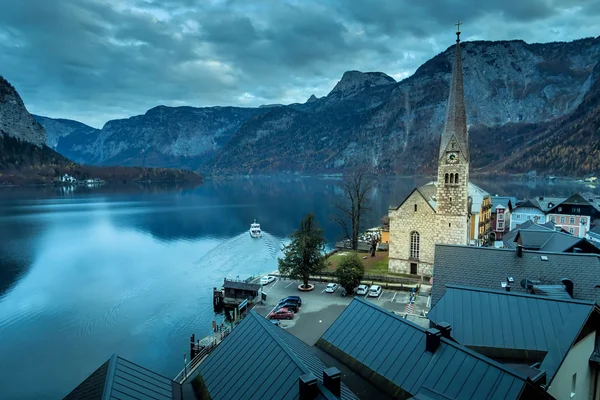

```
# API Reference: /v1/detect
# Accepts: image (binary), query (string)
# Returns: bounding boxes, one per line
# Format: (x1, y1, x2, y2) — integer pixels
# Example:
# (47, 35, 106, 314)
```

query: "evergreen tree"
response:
(335, 253, 365, 294)
(278, 213, 327, 289)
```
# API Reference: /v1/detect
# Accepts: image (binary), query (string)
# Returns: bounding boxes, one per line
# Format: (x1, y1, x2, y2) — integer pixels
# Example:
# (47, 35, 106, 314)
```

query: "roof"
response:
(513, 199, 543, 212)
(589, 225, 600, 235)
(62, 354, 178, 400)
(491, 196, 518, 210)
(431, 245, 600, 306)
(504, 228, 600, 254)
(317, 298, 550, 400)
(439, 39, 468, 161)
(196, 311, 357, 400)
(223, 279, 261, 291)
(428, 285, 596, 382)
(535, 197, 566, 211)
(393, 181, 487, 212)
(548, 193, 600, 214)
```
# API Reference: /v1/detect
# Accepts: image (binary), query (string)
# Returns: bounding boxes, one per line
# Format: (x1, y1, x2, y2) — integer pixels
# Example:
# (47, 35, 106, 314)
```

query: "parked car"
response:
(368, 285, 382, 297)
(279, 296, 302, 307)
(325, 283, 339, 293)
(277, 298, 301, 309)
(268, 308, 294, 320)
(275, 301, 299, 313)
(260, 275, 276, 285)
(356, 285, 369, 296)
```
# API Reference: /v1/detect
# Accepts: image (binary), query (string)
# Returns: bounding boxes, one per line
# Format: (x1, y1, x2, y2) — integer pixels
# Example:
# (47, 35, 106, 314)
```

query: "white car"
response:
(368, 285, 382, 297)
(325, 283, 339, 293)
(260, 275, 276, 285)
(356, 284, 369, 296)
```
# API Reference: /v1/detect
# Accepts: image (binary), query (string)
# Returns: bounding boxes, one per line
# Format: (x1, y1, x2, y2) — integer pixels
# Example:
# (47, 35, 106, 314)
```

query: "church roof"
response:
(393, 181, 485, 212)
(439, 36, 468, 161)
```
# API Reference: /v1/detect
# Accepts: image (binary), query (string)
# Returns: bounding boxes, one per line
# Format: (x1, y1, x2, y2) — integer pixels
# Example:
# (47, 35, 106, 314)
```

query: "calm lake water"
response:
(0, 176, 595, 399)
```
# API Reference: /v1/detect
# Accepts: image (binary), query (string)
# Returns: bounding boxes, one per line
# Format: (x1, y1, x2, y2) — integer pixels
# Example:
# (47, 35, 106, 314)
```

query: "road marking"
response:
(285, 280, 296, 288)
(378, 291, 384, 301)
(321, 288, 327, 293)
(391, 292, 397, 303)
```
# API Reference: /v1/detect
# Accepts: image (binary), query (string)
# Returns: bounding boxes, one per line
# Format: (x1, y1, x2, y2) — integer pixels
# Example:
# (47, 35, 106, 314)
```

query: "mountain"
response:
(37, 37, 600, 176)
(33, 115, 99, 150)
(0, 77, 203, 185)
(0, 76, 46, 147)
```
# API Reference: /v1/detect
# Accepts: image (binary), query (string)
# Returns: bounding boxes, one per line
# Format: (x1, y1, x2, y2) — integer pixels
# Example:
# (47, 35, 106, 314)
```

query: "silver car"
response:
(325, 283, 339, 293)
(356, 284, 369, 295)
(368, 285, 382, 297)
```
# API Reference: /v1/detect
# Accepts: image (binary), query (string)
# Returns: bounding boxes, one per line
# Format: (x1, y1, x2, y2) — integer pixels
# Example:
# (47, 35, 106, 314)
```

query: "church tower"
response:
(435, 23, 470, 245)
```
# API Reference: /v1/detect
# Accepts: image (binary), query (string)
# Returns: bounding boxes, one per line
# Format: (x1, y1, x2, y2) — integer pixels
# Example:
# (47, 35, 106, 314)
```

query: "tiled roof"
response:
(428, 285, 596, 382)
(317, 298, 550, 400)
(196, 311, 357, 400)
(431, 245, 600, 306)
(62, 355, 177, 400)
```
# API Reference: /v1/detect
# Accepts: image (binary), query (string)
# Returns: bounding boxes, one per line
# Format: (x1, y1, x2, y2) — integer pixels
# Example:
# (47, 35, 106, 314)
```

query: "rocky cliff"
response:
(0, 76, 46, 147)
(38, 37, 600, 176)
(33, 115, 99, 150)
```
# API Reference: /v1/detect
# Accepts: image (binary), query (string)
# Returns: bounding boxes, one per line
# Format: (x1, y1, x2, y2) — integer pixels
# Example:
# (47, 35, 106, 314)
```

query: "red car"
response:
(268, 308, 294, 320)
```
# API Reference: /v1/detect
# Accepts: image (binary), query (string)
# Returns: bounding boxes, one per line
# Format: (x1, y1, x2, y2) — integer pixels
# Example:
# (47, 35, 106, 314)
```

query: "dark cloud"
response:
(0, 0, 598, 127)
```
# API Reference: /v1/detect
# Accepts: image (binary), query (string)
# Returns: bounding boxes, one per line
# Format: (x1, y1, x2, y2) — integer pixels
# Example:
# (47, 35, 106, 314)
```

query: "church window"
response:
(450, 174, 454, 184)
(454, 173, 459, 184)
(414, 204, 418, 212)
(410, 231, 420, 259)
(449, 223, 451, 227)
(445, 173, 449, 184)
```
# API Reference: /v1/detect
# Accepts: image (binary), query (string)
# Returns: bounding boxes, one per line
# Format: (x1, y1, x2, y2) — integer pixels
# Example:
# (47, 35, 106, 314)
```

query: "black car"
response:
(275, 301, 299, 313)
(279, 296, 302, 307)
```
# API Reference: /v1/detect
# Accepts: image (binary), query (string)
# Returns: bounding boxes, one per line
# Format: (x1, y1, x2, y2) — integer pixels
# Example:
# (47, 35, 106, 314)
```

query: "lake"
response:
(0, 176, 595, 399)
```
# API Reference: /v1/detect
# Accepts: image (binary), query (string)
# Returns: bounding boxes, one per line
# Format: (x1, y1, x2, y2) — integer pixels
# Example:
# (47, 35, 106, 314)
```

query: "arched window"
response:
(445, 173, 449, 184)
(454, 173, 459, 184)
(450, 174, 454, 184)
(414, 204, 418, 212)
(410, 231, 420, 259)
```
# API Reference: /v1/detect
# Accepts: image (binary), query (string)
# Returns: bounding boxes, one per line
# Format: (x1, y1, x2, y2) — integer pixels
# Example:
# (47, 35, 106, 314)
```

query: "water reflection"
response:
(0, 176, 596, 399)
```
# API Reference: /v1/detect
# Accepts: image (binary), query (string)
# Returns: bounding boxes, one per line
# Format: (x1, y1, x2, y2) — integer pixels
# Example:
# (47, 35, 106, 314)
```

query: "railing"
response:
(174, 325, 232, 384)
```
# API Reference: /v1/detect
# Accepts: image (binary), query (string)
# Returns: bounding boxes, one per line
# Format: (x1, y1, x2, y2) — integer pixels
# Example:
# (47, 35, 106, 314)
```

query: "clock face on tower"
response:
(446, 152, 458, 163)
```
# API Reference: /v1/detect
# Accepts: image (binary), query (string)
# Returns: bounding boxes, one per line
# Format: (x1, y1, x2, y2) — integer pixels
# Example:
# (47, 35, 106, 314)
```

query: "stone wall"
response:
(389, 190, 437, 276)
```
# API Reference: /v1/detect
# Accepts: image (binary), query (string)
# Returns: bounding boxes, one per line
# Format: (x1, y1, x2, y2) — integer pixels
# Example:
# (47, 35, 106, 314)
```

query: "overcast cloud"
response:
(1, 0, 599, 128)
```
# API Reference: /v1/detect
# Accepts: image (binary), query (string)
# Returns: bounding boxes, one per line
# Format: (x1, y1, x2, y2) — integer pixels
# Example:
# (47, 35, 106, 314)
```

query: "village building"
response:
(388, 30, 471, 275)
(546, 192, 600, 237)
(588, 225, 600, 245)
(429, 285, 600, 400)
(480, 195, 517, 246)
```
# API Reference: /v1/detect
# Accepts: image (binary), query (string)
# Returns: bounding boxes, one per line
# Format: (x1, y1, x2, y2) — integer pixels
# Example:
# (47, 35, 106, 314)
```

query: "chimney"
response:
(517, 245, 523, 258)
(323, 367, 341, 398)
(426, 328, 442, 353)
(299, 373, 319, 400)
(561, 278, 574, 298)
(437, 322, 452, 339)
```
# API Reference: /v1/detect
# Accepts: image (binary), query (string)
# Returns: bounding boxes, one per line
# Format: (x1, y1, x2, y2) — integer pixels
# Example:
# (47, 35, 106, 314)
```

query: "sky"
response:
(1, 0, 599, 128)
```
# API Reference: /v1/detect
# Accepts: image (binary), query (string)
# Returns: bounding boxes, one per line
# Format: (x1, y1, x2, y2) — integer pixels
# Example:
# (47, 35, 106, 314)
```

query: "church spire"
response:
(439, 21, 469, 161)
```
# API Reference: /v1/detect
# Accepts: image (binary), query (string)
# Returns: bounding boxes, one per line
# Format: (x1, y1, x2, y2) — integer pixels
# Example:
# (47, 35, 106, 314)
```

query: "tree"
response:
(278, 213, 327, 289)
(333, 168, 378, 251)
(335, 253, 365, 294)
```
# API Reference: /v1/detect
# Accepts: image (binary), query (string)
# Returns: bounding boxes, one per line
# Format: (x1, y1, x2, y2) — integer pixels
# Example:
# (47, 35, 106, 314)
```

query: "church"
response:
(388, 27, 473, 276)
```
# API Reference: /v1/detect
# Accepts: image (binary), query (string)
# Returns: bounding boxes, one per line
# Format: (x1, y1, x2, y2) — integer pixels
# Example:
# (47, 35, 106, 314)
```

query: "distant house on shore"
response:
(59, 174, 76, 183)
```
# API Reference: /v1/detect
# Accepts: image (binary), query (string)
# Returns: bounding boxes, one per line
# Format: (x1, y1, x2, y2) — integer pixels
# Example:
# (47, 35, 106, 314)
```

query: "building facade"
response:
(546, 193, 599, 238)
(389, 32, 470, 276)
(509, 199, 547, 230)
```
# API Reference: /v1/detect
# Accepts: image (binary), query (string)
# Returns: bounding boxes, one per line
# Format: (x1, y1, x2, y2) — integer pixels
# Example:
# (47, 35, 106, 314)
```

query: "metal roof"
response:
(196, 311, 357, 400)
(62, 355, 178, 400)
(431, 245, 600, 306)
(317, 298, 549, 400)
(428, 285, 595, 382)
(491, 196, 517, 210)
(223, 279, 260, 291)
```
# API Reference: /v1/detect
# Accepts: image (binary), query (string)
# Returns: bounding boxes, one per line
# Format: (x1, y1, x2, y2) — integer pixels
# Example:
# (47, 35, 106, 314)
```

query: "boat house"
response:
(221, 279, 261, 307)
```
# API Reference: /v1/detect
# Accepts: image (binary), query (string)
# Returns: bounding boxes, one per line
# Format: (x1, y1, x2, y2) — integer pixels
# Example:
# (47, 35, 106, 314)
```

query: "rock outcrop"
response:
(0, 76, 46, 147)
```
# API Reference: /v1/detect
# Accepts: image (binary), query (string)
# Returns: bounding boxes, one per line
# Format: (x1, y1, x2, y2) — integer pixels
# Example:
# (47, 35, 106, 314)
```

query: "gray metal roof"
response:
(431, 245, 600, 306)
(428, 285, 595, 382)
(491, 196, 517, 210)
(62, 354, 177, 400)
(317, 298, 549, 400)
(196, 311, 357, 400)
(223, 279, 260, 291)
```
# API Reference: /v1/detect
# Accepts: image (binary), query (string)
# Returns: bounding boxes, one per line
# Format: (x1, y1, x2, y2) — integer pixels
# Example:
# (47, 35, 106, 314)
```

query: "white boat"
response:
(250, 219, 262, 238)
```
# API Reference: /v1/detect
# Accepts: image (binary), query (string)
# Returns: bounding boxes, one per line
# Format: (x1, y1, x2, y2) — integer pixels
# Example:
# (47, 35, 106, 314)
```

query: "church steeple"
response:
(438, 21, 469, 161)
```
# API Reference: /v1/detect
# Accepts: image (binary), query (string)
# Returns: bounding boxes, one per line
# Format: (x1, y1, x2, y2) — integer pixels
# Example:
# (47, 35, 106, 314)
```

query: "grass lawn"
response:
(326, 251, 389, 274)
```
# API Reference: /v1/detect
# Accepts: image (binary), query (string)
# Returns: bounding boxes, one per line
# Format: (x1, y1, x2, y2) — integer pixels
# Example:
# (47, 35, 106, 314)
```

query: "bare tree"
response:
(333, 168, 378, 252)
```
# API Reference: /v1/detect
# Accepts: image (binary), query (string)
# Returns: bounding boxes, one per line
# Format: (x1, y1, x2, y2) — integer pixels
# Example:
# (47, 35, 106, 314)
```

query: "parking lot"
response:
(252, 277, 430, 345)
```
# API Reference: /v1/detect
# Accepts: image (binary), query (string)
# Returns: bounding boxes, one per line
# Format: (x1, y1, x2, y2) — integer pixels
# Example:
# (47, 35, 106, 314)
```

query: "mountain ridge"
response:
(34, 36, 600, 177)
